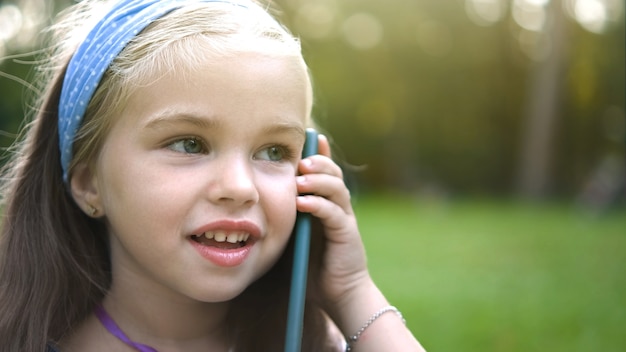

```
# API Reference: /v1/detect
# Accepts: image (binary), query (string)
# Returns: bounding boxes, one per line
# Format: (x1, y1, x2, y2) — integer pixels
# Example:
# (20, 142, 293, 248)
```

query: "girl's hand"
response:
(296, 134, 426, 351)
(295, 134, 369, 306)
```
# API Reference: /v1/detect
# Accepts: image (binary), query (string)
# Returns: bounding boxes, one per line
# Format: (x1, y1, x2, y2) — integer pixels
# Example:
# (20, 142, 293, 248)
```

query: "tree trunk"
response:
(516, 0, 568, 198)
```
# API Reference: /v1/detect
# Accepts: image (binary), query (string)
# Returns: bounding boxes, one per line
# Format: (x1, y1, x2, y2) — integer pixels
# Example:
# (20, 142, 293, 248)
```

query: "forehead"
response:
(141, 48, 311, 106)
(97, 32, 313, 146)
(117, 51, 312, 132)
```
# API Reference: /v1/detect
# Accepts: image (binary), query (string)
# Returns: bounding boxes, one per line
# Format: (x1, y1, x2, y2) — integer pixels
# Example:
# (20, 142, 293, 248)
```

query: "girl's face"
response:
(90, 51, 311, 302)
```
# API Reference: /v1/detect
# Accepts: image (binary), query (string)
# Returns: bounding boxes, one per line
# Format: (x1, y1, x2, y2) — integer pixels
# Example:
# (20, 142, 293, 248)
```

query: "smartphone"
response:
(284, 128, 318, 352)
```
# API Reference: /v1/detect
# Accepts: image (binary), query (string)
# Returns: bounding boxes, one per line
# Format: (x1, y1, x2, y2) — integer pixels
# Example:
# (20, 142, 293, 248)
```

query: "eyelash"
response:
(166, 137, 207, 154)
(255, 144, 296, 162)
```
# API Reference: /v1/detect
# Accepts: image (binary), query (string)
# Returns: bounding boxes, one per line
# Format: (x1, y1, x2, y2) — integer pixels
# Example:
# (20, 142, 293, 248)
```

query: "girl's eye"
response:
(167, 138, 205, 154)
(255, 145, 291, 162)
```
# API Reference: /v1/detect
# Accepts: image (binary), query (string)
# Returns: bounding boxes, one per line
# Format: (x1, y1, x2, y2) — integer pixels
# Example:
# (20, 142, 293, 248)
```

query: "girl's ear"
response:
(70, 162, 104, 218)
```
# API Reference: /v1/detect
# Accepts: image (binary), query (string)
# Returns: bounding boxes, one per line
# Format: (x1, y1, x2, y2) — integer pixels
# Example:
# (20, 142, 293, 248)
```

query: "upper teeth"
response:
(204, 231, 250, 243)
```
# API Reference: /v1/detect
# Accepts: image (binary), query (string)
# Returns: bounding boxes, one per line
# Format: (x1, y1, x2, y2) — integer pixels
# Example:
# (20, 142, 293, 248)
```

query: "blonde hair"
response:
(59, 0, 309, 180)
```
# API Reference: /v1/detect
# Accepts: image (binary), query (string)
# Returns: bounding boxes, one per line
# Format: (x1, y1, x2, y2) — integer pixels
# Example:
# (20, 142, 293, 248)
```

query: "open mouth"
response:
(190, 231, 250, 249)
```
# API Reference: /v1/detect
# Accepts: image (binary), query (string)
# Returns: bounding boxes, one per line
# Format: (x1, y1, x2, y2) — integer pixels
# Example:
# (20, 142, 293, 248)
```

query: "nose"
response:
(208, 154, 259, 207)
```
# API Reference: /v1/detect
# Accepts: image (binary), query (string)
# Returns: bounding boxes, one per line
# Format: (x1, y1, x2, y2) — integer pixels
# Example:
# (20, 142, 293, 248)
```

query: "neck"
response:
(102, 276, 231, 351)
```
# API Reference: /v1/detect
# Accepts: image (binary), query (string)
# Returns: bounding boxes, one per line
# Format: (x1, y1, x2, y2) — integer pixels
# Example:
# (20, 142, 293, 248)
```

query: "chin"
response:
(188, 283, 248, 303)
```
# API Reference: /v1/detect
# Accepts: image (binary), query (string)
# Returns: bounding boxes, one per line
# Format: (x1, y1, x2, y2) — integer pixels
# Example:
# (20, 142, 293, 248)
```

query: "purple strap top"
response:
(94, 305, 158, 352)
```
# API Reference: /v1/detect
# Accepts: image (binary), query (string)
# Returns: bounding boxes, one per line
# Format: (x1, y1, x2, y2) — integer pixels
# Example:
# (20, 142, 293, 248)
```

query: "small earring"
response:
(88, 205, 98, 217)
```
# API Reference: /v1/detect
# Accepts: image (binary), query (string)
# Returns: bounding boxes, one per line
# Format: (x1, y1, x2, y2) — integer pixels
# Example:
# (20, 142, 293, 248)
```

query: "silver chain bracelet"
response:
(345, 305, 406, 351)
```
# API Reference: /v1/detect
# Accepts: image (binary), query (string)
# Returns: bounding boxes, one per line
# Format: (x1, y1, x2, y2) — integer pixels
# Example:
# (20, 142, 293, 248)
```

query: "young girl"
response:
(0, 0, 425, 351)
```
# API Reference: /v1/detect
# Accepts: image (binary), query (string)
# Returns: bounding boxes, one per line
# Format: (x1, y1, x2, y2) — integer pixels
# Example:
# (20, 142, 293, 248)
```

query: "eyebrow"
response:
(143, 113, 219, 130)
(261, 122, 306, 138)
(144, 112, 306, 137)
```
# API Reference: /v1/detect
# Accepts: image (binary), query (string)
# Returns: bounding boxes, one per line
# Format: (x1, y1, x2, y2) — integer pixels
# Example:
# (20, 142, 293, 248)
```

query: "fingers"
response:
(297, 134, 369, 304)
(317, 134, 332, 158)
(296, 195, 354, 234)
(299, 155, 343, 178)
(296, 173, 352, 214)
(299, 134, 341, 177)
(298, 134, 351, 215)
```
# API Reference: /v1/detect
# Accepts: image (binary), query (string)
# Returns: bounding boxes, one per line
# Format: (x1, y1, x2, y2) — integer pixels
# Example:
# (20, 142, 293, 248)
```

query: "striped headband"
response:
(58, 0, 247, 183)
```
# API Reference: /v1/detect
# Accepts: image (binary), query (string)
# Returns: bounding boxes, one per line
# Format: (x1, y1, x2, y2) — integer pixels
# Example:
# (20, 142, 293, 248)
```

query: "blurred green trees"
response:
(1, 0, 624, 200)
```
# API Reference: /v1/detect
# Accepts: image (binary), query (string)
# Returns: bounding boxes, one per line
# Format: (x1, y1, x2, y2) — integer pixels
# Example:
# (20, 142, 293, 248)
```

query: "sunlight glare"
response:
(526, 0, 550, 5)
(341, 13, 384, 50)
(0, 4, 23, 42)
(465, 0, 507, 26)
(564, 0, 623, 33)
(295, 2, 337, 40)
(0, 0, 54, 59)
(512, 0, 548, 31)
(575, 0, 608, 33)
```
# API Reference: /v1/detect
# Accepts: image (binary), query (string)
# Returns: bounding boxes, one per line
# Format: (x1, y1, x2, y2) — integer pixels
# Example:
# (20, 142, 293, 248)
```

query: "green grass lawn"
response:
(353, 194, 626, 352)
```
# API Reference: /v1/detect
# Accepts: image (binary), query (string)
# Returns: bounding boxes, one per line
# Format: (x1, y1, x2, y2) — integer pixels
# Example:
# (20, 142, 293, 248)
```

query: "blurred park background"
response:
(1, 0, 625, 350)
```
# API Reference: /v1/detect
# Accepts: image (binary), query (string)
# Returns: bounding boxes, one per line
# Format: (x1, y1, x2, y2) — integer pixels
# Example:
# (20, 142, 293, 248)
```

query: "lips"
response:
(189, 220, 261, 267)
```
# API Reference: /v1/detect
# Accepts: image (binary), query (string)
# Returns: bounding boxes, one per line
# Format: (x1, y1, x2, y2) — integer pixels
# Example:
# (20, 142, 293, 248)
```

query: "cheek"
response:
(98, 154, 186, 237)
(262, 172, 298, 203)
(260, 174, 298, 232)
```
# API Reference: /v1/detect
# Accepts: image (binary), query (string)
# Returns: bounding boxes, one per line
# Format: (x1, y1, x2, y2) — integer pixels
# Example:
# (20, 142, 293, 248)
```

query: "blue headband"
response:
(58, 0, 246, 182)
